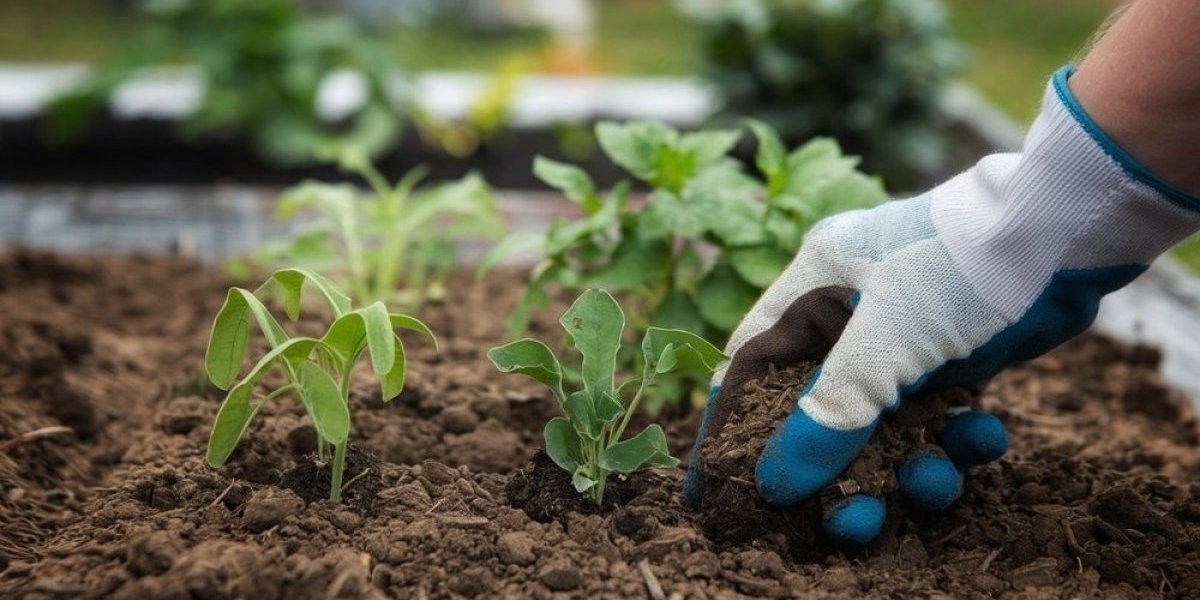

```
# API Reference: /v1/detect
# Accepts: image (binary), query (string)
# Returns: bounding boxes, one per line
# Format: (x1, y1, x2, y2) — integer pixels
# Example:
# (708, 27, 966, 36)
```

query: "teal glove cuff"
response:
(1052, 65, 1200, 212)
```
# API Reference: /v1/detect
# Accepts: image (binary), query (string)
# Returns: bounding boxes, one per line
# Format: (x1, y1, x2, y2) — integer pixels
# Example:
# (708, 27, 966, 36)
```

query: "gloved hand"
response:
(684, 66, 1200, 545)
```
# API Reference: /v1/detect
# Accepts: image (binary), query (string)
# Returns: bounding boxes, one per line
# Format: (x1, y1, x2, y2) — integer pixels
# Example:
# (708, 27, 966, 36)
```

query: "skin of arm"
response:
(1071, 0, 1200, 195)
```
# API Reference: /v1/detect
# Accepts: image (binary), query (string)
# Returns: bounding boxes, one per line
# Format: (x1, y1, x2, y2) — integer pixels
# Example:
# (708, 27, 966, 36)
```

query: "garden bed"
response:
(2, 250, 1199, 598)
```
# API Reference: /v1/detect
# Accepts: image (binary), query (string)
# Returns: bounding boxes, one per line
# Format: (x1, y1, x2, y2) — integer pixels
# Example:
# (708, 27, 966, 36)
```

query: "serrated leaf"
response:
(730, 244, 794, 288)
(544, 417, 583, 473)
(678, 128, 743, 169)
(746, 118, 787, 185)
(599, 425, 678, 473)
(487, 338, 565, 403)
(295, 361, 349, 444)
(559, 290, 624, 401)
(596, 121, 677, 182)
(533, 156, 597, 210)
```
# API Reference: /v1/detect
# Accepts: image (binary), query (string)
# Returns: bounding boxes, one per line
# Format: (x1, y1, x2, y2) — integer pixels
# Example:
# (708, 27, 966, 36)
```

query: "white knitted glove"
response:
(685, 66, 1200, 544)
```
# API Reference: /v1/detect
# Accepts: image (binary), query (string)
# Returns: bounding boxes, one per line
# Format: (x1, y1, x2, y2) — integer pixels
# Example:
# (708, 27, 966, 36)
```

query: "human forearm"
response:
(1071, 0, 1200, 195)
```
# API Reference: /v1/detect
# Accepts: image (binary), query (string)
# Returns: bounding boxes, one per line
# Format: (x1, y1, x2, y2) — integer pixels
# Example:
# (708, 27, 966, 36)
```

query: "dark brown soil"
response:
(695, 363, 974, 560)
(1, 250, 1199, 599)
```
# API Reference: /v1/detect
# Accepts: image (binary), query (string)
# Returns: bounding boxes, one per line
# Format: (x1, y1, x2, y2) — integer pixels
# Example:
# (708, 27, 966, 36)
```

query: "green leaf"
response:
(205, 287, 288, 390)
(487, 339, 565, 403)
(595, 390, 624, 424)
(651, 291, 707, 334)
(678, 129, 743, 169)
(560, 290, 624, 400)
(730, 245, 794, 288)
(599, 425, 679, 473)
(264, 268, 352, 320)
(642, 328, 726, 377)
(572, 468, 598, 493)
(579, 237, 670, 292)
(637, 191, 706, 241)
(543, 417, 583, 473)
(746, 118, 787, 184)
(565, 391, 602, 440)
(389, 313, 438, 351)
(379, 334, 407, 401)
(477, 233, 544, 276)
(595, 120, 677, 182)
(295, 361, 350, 445)
(533, 156, 596, 210)
(356, 302, 395, 376)
(205, 383, 259, 468)
(206, 337, 324, 467)
(696, 266, 761, 332)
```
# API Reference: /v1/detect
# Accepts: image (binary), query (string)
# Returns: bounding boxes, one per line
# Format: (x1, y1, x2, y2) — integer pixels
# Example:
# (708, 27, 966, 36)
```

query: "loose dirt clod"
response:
(1, 252, 1199, 598)
(694, 362, 973, 559)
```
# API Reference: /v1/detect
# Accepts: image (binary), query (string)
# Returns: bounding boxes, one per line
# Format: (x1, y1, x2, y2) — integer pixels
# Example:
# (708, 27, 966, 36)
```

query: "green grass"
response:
(944, 0, 1114, 123)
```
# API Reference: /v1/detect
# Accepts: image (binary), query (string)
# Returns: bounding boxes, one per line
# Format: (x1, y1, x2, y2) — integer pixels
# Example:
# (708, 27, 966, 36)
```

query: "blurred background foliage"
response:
(0, 0, 1111, 125)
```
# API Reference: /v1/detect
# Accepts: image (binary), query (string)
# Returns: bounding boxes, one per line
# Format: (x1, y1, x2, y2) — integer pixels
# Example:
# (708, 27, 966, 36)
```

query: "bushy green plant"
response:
(488, 289, 724, 505)
(483, 120, 885, 409)
(50, 0, 404, 164)
(687, 0, 964, 184)
(204, 269, 434, 502)
(258, 149, 502, 310)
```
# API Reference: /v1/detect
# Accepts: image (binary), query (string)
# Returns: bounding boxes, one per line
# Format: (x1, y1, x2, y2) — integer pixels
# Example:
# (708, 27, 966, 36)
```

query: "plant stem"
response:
(610, 383, 649, 447)
(329, 440, 348, 502)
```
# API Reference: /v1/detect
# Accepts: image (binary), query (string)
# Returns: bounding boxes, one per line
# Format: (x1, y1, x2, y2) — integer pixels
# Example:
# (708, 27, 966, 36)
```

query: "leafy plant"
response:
(204, 269, 435, 501)
(685, 0, 965, 184)
(49, 0, 405, 165)
(258, 149, 502, 309)
(483, 119, 884, 410)
(488, 289, 724, 505)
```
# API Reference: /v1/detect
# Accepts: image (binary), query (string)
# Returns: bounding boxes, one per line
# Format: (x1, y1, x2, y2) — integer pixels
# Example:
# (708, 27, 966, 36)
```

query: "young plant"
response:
(483, 119, 884, 411)
(488, 289, 725, 505)
(259, 148, 502, 310)
(686, 0, 965, 184)
(48, 0, 405, 165)
(204, 268, 435, 502)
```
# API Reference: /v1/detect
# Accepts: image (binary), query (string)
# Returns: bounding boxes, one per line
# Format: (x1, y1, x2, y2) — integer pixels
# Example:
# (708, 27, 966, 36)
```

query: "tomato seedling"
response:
(204, 269, 435, 502)
(488, 289, 725, 505)
(483, 119, 884, 412)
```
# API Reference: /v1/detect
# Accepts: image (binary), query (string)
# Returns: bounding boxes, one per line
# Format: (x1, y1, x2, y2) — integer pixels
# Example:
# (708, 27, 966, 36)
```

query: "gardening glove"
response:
(684, 66, 1200, 545)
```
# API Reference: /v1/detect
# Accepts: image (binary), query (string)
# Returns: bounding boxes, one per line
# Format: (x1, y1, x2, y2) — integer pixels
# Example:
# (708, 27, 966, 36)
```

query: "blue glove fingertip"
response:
(682, 385, 722, 508)
(756, 406, 875, 506)
(939, 411, 1008, 466)
(823, 494, 885, 545)
(897, 447, 963, 512)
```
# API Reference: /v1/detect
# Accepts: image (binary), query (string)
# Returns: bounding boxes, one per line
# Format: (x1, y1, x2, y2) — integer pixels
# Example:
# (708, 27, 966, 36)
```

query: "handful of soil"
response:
(695, 362, 976, 559)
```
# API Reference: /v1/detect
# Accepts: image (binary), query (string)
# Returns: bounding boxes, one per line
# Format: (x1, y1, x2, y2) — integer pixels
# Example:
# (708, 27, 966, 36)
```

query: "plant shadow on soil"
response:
(1, 250, 1200, 598)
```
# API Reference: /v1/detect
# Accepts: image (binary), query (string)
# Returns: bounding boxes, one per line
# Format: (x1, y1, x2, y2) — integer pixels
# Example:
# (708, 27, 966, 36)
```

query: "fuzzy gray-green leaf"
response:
(599, 424, 678, 473)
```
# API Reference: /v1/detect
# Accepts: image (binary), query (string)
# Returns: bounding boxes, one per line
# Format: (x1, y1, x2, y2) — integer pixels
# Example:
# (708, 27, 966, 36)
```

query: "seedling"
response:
(488, 289, 725, 505)
(204, 269, 435, 502)
(483, 120, 883, 412)
(260, 148, 502, 309)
